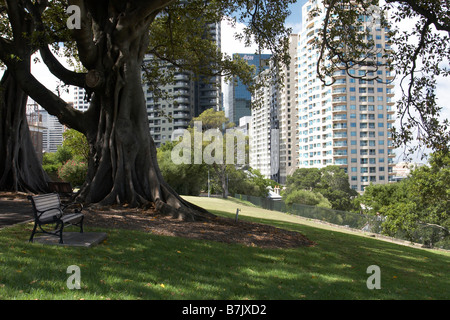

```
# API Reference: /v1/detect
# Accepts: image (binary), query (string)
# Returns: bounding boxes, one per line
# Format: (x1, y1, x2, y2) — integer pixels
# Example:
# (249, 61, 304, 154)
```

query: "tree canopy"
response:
(358, 152, 449, 247)
(283, 166, 358, 211)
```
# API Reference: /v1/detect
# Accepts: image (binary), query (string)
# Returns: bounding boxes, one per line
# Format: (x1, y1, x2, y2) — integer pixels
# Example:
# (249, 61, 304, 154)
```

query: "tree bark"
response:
(0, 70, 50, 193)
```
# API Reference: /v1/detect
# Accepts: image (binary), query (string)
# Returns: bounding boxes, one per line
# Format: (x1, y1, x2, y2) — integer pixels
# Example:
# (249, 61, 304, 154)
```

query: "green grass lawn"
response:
(0, 196, 448, 300)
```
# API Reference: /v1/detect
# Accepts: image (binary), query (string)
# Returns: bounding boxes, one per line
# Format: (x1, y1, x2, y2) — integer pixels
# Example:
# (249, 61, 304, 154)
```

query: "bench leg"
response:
(79, 216, 84, 233)
(57, 222, 64, 244)
(29, 223, 37, 243)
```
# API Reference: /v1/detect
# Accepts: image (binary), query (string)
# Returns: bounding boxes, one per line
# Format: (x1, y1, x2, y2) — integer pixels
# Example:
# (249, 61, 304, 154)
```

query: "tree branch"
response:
(386, 0, 450, 34)
(22, 0, 87, 88)
(39, 44, 87, 88)
(67, 0, 98, 69)
(0, 41, 86, 134)
(11, 60, 86, 133)
(4, 0, 26, 47)
(404, 18, 432, 106)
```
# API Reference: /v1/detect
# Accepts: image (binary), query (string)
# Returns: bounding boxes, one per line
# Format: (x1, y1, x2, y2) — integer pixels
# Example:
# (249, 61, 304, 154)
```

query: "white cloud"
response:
(220, 18, 270, 57)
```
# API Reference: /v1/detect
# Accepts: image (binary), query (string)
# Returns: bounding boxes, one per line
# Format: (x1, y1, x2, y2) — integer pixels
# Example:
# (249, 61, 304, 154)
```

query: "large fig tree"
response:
(0, 0, 293, 220)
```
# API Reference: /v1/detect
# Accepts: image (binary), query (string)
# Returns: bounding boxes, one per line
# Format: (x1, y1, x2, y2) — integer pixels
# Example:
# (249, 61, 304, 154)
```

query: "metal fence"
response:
(234, 194, 449, 250)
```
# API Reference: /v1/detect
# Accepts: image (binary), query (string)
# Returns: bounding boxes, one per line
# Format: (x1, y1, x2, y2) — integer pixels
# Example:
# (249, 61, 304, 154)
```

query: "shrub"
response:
(283, 189, 332, 208)
(58, 160, 88, 187)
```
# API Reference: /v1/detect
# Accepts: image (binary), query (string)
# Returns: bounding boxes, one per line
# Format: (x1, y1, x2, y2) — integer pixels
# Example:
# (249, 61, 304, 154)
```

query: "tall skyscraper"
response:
(73, 86, 89, 112)
(144, 21, 222, 148)
(249, 35, 298, 184)
(250, 68, 279, 181)
(39, 108, 65, 153)
(295, 0, 395, 192)
(195, 21, 222, 117)
(228, 53, 271, 125)
(278, 34, 299, 184)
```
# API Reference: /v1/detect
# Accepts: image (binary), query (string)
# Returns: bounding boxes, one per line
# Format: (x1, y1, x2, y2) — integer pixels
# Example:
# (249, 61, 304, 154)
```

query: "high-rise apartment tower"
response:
(296, 0, 396, 192)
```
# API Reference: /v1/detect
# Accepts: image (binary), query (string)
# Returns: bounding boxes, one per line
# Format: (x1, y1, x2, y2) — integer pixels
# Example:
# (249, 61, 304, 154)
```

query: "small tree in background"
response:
(58, 159, 88, 187)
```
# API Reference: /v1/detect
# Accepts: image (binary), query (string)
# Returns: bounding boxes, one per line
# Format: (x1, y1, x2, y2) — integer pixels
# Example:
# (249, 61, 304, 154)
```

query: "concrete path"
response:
(0, 199, 33, 228)
(32, 232, 108, 247)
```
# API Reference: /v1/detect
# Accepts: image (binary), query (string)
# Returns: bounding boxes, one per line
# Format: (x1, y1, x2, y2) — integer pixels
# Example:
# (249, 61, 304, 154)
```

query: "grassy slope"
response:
(0, 196, 448, 300)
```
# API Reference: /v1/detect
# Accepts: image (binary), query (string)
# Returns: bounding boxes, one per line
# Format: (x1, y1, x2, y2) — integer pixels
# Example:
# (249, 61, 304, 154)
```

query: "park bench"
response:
(28, 193, 84, 244)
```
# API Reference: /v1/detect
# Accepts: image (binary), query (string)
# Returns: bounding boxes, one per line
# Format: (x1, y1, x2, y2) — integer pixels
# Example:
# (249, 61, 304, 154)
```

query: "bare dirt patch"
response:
(83, 205, 314, 249)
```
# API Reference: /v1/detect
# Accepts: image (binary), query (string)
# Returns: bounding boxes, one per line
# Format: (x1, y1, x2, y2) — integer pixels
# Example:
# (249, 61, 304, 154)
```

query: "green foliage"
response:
(145, 0, 295, 94)
(227, 167, 276, 198)
(316, 166, 359, 211)
(57, 160, 87, 187)
(157, 141, 208, 196)
(358, 152, 449, 246)
(157, 108, 274, 197)
(62, 129, 89, 162)
(191, 109, 235, 130)
(42, 145, 73, 174)
(284, 166, 357, 211)
(42, 129, 89, 185)
(283, 189, 332, 208)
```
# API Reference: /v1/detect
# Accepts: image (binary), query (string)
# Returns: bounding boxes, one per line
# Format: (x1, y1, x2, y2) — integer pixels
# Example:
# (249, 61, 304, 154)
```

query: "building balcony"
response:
(173, 120, 189, 126)
(333, 141, 348, 148)
(333, 124, 347, 130)
(173, 113, 190, 120)
(174, 104, 191, 111)
(174, 89, 190, 97)
(333, 70, 346, 79)
(333, 132, 348, 139)
(333, 79, 347, 85)
(332, 88, 347, 95)
(174, 74, 190, 81)
(333, 158, 348, 165)
(174, 97, 190, 104)
(174, 81, 190, 89)
(388, 152, 396, 157)
(333, 115, 347, 122)
(386, 108, 395, 114)
(332, 96, 347, 104)
(332, 105, 347, 113)
(333, 152, 348, 158)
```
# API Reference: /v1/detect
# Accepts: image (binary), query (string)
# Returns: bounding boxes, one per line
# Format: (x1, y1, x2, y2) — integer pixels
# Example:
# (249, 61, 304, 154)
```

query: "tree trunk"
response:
(0, 70, 50, 193)
(75, 22, 212, 221)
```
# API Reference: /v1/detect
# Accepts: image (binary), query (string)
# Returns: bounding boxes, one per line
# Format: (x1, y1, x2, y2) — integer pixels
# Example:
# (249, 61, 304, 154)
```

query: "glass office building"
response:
(229, 53, 271, 125)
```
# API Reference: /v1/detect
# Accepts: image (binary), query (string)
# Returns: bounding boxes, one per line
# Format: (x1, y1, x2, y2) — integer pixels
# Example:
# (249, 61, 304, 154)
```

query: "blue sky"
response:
(285, 0, 308, 32)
